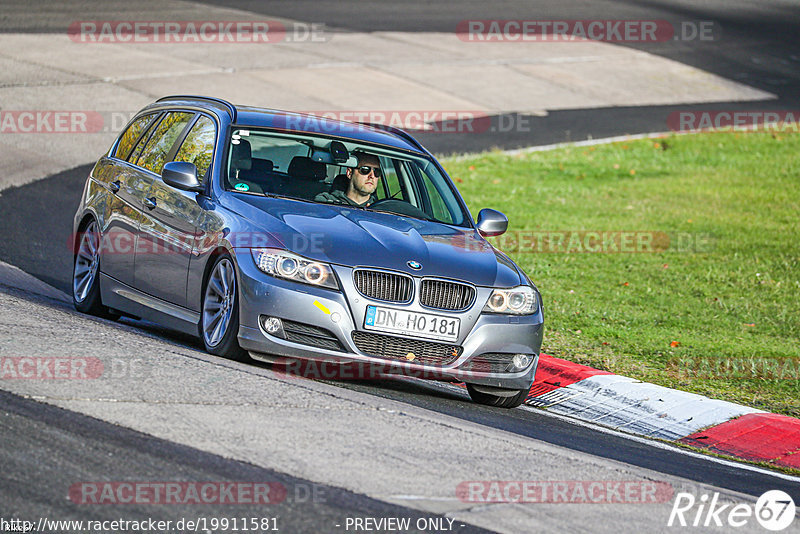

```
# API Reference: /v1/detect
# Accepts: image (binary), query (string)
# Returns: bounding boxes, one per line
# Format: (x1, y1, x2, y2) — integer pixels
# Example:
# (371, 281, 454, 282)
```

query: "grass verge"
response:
(442, 131, 800, 417)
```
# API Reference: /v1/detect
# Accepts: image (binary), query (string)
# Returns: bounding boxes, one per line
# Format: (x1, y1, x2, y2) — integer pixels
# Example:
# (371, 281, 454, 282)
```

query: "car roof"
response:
(151, 95, 427, 155)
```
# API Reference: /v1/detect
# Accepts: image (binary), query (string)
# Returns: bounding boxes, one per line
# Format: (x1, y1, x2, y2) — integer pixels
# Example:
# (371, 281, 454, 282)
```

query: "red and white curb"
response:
(525, 354, 800, 470)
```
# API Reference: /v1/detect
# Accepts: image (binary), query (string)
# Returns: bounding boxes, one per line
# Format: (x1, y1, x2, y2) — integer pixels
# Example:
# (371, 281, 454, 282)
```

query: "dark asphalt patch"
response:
(0, 389, 492, 533)
(0, 164, 92, 294)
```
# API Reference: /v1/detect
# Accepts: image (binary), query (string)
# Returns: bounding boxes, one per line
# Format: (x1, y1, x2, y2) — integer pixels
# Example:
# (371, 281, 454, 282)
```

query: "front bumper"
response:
(235, 253, 544, 390)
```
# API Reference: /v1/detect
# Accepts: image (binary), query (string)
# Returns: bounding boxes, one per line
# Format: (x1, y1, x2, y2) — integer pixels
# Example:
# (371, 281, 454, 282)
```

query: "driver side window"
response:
(377, 156, 401, 200)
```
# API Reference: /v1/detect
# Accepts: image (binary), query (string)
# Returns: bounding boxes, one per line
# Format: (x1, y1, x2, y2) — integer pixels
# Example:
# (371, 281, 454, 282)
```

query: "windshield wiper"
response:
(260, 192, 315, 203)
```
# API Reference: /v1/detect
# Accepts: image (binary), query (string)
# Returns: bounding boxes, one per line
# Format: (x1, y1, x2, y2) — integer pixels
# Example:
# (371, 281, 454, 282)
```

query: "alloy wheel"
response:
(202, 258, 236, 347)
(73, 221, 100, 303)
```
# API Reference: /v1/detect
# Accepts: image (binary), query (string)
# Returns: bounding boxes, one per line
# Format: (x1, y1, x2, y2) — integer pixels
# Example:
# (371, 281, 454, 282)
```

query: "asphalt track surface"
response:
(1, 1, 799, 153)
(0, 388, 491, 534)
(195, 0, 800, 153)
(1, 167, 799, 523)
(2, 1, 800, 531)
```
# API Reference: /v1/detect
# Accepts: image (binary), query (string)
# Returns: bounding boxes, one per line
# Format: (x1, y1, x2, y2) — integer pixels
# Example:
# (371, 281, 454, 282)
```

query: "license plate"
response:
(364, 305, 460, 342)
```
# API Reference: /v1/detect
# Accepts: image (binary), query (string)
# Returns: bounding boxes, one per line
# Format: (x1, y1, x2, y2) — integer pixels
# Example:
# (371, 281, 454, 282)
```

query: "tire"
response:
(200, 254, 248, 361)
(466, 383, 528, 408)
(72, 219, 119, 320)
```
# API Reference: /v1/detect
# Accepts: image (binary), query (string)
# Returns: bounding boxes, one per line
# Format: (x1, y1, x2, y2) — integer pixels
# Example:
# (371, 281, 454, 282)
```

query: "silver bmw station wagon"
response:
(72, 95, 543, 408)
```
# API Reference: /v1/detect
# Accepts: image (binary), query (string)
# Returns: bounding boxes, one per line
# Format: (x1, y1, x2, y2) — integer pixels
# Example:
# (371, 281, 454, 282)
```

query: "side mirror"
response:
(476, 208, 508, 237)
(162, 161, 203, 192)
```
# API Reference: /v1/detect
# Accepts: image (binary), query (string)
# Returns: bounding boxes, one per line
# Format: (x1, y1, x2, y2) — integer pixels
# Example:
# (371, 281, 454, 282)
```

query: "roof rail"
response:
(156, 95, 237, 121)
(357, 122, 426, 152)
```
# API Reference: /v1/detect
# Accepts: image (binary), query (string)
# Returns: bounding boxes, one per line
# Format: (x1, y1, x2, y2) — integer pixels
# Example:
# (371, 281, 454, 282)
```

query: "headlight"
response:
(251, 248, 339, 289)
(483, 285, 537, 315)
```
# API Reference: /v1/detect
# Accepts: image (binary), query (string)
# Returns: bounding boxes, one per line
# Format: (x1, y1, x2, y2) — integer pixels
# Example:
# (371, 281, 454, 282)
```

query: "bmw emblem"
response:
(407, 260, 422, 270)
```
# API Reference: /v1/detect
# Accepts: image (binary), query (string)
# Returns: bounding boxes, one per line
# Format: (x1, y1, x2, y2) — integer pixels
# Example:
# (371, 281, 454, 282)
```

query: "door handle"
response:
(109, 180, 121, 194)
(144, 196, 157, 210)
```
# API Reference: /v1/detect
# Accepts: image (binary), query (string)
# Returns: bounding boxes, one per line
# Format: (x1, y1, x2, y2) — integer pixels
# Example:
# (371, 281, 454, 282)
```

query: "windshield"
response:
(224, 128, 469, 226)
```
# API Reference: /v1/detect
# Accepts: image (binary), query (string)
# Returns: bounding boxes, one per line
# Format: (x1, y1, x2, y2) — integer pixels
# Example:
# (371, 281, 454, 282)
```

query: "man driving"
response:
(315, 152, 381, 207)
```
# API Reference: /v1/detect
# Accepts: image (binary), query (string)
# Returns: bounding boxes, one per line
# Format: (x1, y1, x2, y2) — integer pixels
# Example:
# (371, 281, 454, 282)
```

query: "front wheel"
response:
(466, 384, 528, 408)
(201, 254, 248, 361)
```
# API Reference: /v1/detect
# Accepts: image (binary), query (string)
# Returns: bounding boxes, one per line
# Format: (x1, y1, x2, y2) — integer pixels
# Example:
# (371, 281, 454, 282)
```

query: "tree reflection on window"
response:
(137, 112, 193, 174)
(174, 116, 216, 183)
(115, 113, 156, 160)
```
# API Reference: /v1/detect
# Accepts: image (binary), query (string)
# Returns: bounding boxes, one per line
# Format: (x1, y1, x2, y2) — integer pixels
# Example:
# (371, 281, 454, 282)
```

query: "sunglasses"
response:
(356, 165, 382, 178)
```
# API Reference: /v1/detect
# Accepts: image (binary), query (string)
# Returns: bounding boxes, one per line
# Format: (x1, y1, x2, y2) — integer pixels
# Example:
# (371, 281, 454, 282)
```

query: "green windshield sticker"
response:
(234, 183, 250, 191)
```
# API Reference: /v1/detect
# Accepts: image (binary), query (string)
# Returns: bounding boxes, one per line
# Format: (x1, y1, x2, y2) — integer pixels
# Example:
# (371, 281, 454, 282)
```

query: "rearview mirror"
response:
(329, 140, 350, 163)
(162, 161, 204, 193)
(476, 208, 508, 237)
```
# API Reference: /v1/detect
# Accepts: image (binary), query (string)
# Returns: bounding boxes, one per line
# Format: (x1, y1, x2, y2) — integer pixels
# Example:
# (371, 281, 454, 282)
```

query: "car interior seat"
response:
(330, 173, 349, 193)
(228, 140, 263, 193)
(238, 157, 275, 191)
(280, 156, 329, 199)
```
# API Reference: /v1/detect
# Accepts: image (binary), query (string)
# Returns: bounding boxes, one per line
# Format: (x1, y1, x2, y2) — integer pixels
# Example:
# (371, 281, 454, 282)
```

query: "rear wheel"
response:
(72, 220, 118, 320)
(466, 384, 528, 408)
(201, 254, 248, 361)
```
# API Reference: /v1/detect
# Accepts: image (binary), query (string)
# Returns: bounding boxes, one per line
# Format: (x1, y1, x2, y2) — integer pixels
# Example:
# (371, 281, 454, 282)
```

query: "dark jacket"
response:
(314, 188, 377, 207)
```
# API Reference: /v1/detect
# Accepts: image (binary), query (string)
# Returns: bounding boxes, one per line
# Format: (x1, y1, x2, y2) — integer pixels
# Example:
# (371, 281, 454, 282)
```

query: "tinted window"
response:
(423, 173, 454, 224)
(242, 134, 309, 173)
(226, 129, 468, 226)
(114, 113, 156, 160)
(174, 115, 216, 182)
(136, 112, 193, 174)
(377, 156, 398, 200)
(418, 163, 461, 225)
(127, 114, 162, 164)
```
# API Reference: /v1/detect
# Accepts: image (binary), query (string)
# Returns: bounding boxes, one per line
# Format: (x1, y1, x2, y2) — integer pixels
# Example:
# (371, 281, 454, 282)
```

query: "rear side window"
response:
(127, 114, 162, 164)
(136, 111, 194, 174)
(114, 113, 156, 160)
(173, 115, 216, 182)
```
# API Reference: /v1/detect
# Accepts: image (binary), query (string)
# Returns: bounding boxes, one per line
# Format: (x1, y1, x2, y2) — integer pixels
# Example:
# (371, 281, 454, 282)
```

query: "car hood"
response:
(225, 195, 522, 287)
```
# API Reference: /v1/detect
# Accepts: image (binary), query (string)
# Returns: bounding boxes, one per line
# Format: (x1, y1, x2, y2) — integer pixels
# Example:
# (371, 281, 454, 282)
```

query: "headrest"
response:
(331, 173, 349, 192)
(251, 158, 274, 173)
(288, 156, 326, 181)
(230, 140, 252, 171)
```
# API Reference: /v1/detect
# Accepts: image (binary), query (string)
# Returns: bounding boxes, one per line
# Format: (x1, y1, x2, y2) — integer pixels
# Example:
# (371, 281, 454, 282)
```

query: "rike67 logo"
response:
(668, 490, 796, 531)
